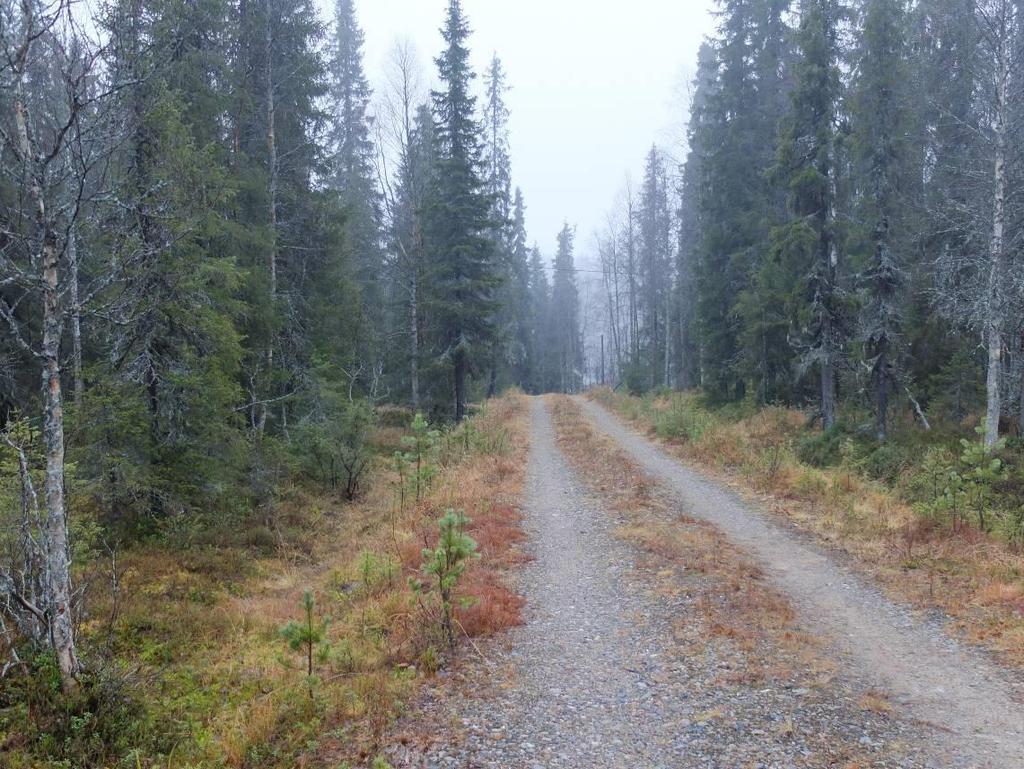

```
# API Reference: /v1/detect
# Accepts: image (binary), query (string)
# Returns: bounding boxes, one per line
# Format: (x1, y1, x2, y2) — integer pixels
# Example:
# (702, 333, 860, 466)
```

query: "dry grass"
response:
(547, 395, 819, 685)
(65, 393, 531, 769)
(858, 689, 894, 714)
(591, 387, 1024, 670)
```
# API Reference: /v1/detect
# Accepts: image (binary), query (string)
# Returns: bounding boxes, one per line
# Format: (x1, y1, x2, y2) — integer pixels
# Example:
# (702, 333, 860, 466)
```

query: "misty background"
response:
(333, 0, 716, 250)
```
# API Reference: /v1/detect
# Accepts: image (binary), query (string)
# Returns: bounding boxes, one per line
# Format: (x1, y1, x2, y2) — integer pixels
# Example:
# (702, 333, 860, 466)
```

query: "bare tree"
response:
(0, 0, 130, 688)
(376, 39, 428, 408)
(932, 0, 1023, 449)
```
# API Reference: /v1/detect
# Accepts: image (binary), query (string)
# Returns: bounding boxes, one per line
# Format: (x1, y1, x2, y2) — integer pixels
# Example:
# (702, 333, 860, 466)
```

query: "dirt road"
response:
(582, 397, 1024, 769)
(388, 398, 1002, 768)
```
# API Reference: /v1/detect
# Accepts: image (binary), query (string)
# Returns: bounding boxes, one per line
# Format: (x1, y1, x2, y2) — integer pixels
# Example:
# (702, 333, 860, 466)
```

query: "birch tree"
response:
(0, 0, 123, 688)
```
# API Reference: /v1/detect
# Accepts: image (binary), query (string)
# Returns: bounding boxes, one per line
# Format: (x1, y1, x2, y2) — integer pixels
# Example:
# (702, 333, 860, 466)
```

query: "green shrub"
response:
(654, 395, 716, 443)
(796, 428, 846, 468)
(0, 651, 169, 768)
(858, 443, 911, 484)
(295, 398, 375, 500)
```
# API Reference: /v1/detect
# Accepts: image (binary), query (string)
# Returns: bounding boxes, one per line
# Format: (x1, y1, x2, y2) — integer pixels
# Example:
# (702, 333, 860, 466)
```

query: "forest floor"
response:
(385, 396, 1024, 768)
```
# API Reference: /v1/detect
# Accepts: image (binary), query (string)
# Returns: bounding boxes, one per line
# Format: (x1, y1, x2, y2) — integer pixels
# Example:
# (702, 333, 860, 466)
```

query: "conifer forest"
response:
(4, 1, 1024, 767)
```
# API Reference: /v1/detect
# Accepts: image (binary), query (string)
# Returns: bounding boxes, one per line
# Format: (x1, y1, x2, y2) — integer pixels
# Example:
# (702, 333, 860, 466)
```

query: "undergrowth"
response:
(0, 395, 528, 769)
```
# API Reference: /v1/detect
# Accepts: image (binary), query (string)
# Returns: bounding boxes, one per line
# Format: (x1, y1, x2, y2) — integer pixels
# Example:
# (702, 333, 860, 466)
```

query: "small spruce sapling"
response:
(415, 509, 479, 647)
(959, 433, 1008, 532)
(279, 590, 332, 697)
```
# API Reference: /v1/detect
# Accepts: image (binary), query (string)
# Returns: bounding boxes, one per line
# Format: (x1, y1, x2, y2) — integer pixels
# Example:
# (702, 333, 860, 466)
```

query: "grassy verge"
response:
(589, 387, 1024, 669)
(1, 394, 529, 769)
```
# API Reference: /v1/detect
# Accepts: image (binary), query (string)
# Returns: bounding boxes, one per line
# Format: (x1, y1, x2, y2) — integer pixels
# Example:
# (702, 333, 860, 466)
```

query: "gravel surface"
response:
(387, 399, 955, 768)
(582, 397, 1024, 769)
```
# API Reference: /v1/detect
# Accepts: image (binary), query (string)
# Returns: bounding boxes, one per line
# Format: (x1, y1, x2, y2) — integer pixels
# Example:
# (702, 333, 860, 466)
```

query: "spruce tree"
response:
(427, 0, 499, 420)
(695, 0, 792, 403)
(390, 104, 439, 408)
(550, 224, 583, 393)
(850, 0, 912, 441)
(772, 0, 847, 429)
(527, 244, 551, 394)
(675, 42, 718, 391)
(508, 189, 534, 388)
(481, 54, 518, 394)
(329, 0, 383, 346)
(637, 145, 675, 389)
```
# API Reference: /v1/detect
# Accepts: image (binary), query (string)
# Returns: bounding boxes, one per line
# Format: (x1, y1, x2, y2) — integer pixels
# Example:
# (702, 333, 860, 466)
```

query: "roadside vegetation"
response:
(0, 394, 527, 769)
(590, 387, 1024, 668)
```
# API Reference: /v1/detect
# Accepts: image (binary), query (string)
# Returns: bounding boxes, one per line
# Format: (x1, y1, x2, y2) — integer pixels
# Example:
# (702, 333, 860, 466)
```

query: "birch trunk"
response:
(68, 230, 84, 409)
(259, 17, 278, 436)
(12, 3, 80, 688)
(984, 31, 1009, 450)
(983, 40, 1007, 450)
(41, 231, 80, 688)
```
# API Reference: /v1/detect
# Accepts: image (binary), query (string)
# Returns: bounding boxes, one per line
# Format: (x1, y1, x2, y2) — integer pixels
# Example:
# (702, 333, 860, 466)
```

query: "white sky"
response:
(333, 0, 717, 258)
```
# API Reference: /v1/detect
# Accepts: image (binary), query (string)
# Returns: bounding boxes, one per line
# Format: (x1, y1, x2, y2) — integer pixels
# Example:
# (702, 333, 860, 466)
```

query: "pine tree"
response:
(426, 0, 499, 420)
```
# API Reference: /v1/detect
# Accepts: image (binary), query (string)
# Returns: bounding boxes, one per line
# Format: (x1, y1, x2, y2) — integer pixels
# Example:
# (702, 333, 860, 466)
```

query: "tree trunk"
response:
(42, 235, 80, 689)
(984, 33, 1009, 450)
(664, 301, 671, 388)
(821, 355, 837, 431)
(1018, 335, 1024, 435)
(454, 347, 467, 421)
(259, 17, 278, 437)
(68, 231, 84, 410)
(13, 13, 80, 687)
(875, 350, 888, 443)
(410, 275, 420, 410)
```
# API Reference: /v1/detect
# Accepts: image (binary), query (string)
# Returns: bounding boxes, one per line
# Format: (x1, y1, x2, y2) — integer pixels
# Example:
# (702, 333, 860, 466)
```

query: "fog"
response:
(344, 0, 717, 254)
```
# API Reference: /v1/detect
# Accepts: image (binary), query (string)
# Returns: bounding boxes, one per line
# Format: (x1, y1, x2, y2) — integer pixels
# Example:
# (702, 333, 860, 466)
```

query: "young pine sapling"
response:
(279, 590, 332, 697)
(415, 509, 478, 648)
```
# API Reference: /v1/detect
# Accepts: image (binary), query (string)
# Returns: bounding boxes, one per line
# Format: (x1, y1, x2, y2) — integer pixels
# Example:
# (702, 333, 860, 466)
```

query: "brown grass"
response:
(66, 393, 531, 769)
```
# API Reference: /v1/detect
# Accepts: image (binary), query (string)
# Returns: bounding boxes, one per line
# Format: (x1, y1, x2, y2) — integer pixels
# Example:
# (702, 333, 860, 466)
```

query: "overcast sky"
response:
(334, 0, 717, 259)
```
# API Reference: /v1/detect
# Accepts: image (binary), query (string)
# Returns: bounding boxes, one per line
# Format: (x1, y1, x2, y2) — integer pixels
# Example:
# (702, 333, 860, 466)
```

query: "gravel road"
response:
(387, 398, 966, 768)
(582, 397, 1024, 769)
